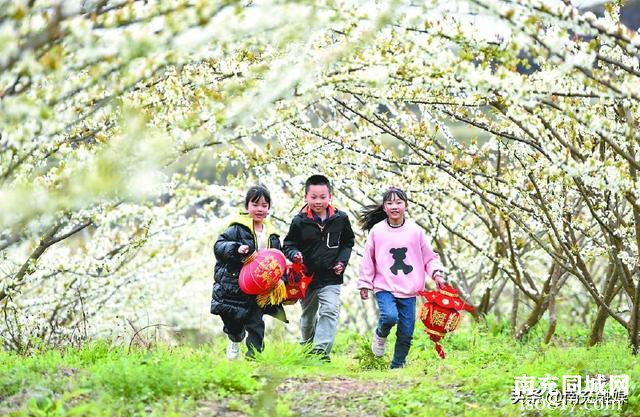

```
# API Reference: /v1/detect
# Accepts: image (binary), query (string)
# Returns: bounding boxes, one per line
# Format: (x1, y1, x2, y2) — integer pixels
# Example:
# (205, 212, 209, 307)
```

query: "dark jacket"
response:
(283, 207, 355, 289)
(210, 214, 286, 322)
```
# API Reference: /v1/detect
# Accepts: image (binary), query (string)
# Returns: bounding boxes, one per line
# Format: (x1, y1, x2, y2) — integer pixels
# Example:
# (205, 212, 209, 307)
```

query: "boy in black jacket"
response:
(283, 175, 355, 361)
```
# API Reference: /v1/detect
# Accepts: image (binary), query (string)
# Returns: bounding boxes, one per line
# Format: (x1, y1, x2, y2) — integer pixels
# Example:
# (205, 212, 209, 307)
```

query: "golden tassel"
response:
(419, 304, 430, 321)
(256, 280, 287, 307)
(242, 252, 258, 265)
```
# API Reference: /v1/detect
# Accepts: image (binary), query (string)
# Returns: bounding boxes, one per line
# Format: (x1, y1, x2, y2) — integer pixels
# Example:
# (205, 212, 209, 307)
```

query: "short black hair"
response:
(305, 175, 332, 195)
(245, 185, 271, 209)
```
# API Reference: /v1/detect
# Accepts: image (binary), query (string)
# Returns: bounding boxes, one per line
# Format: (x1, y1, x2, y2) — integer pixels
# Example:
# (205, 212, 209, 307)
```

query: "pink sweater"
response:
(357, 219, 444, 298)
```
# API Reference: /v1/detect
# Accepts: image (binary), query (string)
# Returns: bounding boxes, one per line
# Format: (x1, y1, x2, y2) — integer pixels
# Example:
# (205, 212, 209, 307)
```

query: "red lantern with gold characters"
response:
(283, 263, 313, 304)
(239, 249, 287, 307)
(418, 284, 474, 359)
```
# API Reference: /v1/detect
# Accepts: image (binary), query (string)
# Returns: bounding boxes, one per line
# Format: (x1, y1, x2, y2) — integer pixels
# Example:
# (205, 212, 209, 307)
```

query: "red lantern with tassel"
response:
(239, 249, 287, 307)
(283, 263, 313, 304)
(418, 284, 474, 359)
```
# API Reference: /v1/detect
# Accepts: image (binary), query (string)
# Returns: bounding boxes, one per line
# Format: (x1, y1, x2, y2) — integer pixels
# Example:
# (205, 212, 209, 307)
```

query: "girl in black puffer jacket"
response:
(210, 185, 286, 359)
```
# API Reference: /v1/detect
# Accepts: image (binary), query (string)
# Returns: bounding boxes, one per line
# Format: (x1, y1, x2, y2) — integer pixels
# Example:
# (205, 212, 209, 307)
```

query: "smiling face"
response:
(305, 184, 332, 216)
(247, 196, 269, 224)
(383, 193, 407, 224)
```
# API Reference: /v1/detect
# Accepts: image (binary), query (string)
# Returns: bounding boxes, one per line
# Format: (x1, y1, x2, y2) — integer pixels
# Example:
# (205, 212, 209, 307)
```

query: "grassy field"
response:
(1, 319, 637, 417)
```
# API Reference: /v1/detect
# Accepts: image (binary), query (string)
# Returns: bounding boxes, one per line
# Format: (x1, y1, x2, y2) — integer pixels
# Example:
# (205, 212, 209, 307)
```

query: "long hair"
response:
(359, 187, 408, 232)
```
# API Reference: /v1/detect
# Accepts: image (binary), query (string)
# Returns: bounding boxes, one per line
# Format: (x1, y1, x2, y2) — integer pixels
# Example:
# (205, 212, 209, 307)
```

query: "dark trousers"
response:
(220, 306, 265, 357)
(375, 291, 416, 369)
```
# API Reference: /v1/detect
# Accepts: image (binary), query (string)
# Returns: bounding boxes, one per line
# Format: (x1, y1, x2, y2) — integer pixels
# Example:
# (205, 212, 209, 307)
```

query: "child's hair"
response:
(359, 187, 408, 232)
(245, 185, 271, 209)
(305, 175, 332, 195)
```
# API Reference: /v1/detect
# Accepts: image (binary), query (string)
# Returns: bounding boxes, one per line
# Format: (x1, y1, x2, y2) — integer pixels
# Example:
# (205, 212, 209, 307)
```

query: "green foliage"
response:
(352, 334, 389, 371)
(89, 348, 257, 400)
(0, 342, 259, 416)
(480, 313, 512, 337)
(387, 325, 639, 417)
(251, 339, 313, 368)
(1, 326, 638, 416)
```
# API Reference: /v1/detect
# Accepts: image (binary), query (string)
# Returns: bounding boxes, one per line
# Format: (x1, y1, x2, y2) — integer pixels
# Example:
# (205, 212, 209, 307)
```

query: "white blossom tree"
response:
(2, 0, 640, 353)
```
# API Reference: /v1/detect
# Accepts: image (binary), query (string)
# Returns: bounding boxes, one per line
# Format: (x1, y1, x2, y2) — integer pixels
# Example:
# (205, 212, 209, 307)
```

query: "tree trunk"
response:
(510, 281, 519, 334)
(478, 286, 491, 317)
(624, 110, 640, 354)
(588, 266, 619, 347)
(515, 270, 554, 341)
(515, 295, 549, 341)
(544, 265, 563, 344)
(630, 277, 640, 354)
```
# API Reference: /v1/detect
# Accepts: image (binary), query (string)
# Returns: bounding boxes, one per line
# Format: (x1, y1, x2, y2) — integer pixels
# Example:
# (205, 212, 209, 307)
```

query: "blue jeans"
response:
(300, 284, 341, 354)
(375, 291, 416, 369)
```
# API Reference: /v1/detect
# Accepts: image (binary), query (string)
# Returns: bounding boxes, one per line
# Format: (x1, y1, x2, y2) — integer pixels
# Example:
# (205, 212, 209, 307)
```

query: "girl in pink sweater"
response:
(357, 187, 447, 368)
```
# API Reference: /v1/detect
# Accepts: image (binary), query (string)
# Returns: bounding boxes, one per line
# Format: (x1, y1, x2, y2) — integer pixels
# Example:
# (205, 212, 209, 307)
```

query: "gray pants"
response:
(300, 284, 341, 354)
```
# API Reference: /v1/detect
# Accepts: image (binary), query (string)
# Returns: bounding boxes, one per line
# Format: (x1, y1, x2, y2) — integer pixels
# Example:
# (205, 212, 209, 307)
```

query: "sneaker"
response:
(371, 332, 387, 357)
(309, 348, 331, 363)
(226, 340, 240, 360)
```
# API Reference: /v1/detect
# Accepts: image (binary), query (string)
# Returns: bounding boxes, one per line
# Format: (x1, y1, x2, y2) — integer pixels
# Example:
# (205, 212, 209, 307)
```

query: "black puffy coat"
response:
(283, 207, 355, 289)
(210, 216, 286, 322)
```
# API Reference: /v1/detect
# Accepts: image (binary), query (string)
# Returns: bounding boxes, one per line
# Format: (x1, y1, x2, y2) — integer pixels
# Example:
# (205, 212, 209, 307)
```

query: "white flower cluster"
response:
(2, 0, 640, 348)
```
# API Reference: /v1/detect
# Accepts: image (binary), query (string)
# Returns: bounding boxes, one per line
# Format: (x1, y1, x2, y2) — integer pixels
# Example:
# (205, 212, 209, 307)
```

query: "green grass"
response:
(386, 326, 638, 417)
(1, 320, 637, 416)
(0, 341, 260, 416)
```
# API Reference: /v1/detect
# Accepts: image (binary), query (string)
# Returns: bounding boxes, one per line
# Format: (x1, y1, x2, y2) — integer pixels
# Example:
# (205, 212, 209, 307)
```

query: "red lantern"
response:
(283, 263, 313, 304)
(239, 249, 287, 307)
(418, 285, 474, 359)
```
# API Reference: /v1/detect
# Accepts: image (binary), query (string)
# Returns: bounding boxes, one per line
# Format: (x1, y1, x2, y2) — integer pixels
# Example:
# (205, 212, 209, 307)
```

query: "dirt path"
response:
(278, 376, 394, 417)
(196, 376, 406, 417)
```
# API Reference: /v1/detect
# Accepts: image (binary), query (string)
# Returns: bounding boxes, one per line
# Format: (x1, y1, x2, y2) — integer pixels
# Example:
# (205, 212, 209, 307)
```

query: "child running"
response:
(210, 185, 286, 360)
(283, 175, 355, 362)
(357, 187, 447, 368)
